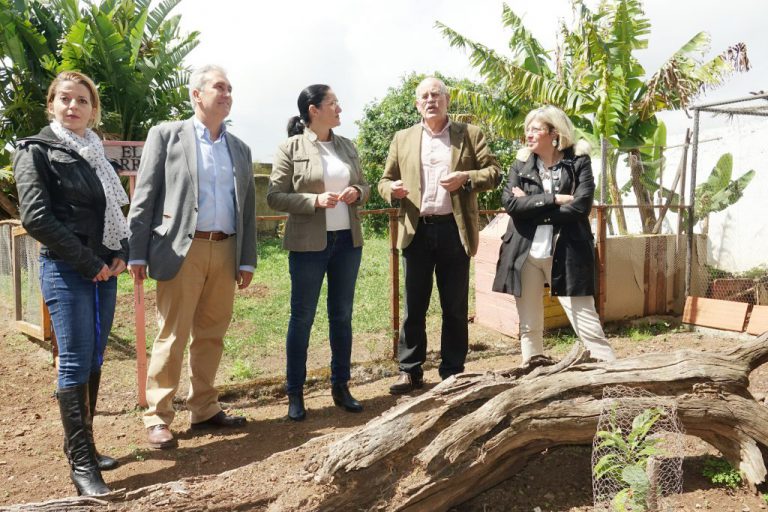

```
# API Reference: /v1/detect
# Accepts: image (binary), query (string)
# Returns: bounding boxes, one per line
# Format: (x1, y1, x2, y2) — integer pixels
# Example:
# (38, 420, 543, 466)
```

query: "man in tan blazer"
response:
(128, 65, 257, 448)
(378, 77, 500, 394)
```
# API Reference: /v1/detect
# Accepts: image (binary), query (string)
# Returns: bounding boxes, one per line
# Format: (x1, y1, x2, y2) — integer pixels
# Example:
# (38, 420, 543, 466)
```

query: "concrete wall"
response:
(252, 162, 281, 236)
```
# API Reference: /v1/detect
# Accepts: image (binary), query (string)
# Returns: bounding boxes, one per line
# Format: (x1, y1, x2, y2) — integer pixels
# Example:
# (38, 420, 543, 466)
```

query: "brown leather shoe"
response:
(190, 410, 246, 430)
(147, 424, 176, 449)
(389, 372, 424, 395)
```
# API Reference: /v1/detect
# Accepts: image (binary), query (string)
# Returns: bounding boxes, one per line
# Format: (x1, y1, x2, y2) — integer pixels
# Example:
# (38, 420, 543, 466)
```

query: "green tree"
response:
(356, 72, 515, 234)
(0, 0, 198, 217)
(437, 0, 749, 234)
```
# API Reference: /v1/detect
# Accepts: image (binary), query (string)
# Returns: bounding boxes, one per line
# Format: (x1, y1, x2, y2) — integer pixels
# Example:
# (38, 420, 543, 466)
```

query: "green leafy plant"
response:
(693, 153, 755, 236)
(437, 1, 749, 234)
(702, 457, 742, 489)
(594, 407, 666, 511)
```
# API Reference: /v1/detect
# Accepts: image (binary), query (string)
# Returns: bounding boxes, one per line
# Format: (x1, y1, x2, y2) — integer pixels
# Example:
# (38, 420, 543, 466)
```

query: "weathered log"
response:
(290, 332, 768, 511)
(6, 333, 768, 512)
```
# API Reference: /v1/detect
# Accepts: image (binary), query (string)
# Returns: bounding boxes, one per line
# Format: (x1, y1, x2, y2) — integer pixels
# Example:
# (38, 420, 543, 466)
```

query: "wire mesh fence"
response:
(0, 222, 14, 314)
(592, 385, 685, 511)
(14, 229, 42, 325)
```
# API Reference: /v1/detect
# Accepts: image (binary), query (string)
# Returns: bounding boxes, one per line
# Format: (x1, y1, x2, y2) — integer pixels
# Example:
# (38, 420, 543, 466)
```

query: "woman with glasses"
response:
(268, 84, 370, 421)
(492, 105, 615, 365)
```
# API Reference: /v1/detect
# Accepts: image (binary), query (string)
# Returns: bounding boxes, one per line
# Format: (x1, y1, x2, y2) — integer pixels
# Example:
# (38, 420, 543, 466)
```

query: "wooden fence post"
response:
(595, 205, 607, 321)
(388, 210, 400, 360)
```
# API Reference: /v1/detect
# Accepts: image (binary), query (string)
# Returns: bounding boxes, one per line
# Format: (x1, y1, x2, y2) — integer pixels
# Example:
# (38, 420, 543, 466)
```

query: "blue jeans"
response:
(40, 256, 117, 388)
(286, 230, 362, 394)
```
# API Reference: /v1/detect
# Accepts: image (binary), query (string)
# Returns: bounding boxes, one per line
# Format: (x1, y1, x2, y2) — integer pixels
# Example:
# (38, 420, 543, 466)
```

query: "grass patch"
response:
(617, 321, 676, 342)
(112, 235, 456, 382)
(544, 328, 578, 352)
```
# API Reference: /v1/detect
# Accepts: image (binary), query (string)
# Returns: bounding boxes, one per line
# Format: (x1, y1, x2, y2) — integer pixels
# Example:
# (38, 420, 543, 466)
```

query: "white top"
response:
(419, 121, 453, 215)
(529, 158, 554, 259)
(318, 141, 351, 231)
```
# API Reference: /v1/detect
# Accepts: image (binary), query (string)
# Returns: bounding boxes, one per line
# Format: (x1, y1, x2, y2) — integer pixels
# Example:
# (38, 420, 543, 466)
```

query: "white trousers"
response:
(516, 256, 616, 364)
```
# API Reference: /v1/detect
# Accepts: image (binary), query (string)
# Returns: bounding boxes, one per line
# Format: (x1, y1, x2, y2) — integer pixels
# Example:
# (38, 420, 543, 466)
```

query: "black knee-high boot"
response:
(58, 384, 110, 496)
(87, 371, 119, 470)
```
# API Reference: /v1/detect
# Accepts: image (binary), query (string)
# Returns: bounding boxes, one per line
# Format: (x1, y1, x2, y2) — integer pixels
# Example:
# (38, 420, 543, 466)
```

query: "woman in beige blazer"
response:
(267, 84, 370, 421)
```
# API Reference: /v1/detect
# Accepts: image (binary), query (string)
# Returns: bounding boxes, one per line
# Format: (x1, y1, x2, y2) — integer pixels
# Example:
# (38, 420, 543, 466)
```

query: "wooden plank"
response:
(654, 237, 667, 314)
(746, 305, 768, 336)
(11, 230, 22, 322)
(683, 296, 749, 332)
(16, 320, 44, 340)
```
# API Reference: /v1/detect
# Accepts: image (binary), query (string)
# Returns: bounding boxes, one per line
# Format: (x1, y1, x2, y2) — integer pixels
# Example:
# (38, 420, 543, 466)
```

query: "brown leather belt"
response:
(193, 230, 233, 241)
(419, 214, 455, 225)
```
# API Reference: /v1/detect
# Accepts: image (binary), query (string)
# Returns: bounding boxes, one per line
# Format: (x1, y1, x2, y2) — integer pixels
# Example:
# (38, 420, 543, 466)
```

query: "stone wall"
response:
(252, 162, 281, 236)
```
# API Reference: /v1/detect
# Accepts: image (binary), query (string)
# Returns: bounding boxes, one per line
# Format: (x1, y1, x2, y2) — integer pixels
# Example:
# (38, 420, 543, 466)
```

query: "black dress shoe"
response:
(389, 371, 424, 395)
(287, 393, 306, 421)
(190, 411, 246, 430)
(331, 383, 363, 413)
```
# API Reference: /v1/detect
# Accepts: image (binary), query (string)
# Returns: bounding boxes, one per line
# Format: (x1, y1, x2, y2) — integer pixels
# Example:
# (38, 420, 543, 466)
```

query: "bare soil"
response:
(2, 302, 768, 511)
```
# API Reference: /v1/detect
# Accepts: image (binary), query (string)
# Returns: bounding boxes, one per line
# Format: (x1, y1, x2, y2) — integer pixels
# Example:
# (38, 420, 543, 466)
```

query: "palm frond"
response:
(146, 0, 182, 35)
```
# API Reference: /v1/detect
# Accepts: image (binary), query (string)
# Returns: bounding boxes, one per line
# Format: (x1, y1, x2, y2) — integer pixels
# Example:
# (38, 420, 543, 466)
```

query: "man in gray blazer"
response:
(128, 65, 257, 449)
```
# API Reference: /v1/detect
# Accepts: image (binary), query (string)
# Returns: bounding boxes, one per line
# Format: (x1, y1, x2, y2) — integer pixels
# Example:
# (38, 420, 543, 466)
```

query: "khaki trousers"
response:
(516, 255, 615, 364)
(143, 237, 236, 428)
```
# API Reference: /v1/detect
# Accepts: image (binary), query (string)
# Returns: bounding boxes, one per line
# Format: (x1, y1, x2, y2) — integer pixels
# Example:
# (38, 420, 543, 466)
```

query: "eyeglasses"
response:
(526, 125, 550, 135)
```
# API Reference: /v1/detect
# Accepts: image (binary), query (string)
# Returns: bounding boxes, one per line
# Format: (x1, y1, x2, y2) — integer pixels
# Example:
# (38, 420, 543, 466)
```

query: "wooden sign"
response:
(103, 140, 144, 173)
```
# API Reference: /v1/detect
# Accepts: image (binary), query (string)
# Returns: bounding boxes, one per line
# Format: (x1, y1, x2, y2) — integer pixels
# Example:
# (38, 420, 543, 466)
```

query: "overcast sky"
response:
(176, 0, 768, 163)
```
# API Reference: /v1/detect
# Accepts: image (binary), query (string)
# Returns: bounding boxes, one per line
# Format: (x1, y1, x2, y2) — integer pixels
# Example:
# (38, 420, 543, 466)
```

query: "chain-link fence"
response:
(0, 220, 48, 340)
(14, 228, 42, 325)
(592, 385, 684, 511)
(0, 222, 14, 315)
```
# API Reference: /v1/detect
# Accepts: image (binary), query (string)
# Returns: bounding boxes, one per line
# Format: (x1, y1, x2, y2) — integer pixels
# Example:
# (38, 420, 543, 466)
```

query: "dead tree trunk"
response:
(10, 334, 768, 512)
(296, 333, 768, 511)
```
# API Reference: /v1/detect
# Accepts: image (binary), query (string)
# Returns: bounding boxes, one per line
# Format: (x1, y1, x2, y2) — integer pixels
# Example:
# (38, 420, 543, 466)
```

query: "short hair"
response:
(415, 77, 449, 99)
(46, 71, 101, 128)
(188, 64, 228, 105)
(524, 105, 576, 151)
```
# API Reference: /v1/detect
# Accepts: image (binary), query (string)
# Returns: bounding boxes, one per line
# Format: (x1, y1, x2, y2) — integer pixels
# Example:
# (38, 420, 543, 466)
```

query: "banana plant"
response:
(59, 0, 199, 139)
(0, 0, 198, 217)
(693, 153, 755, 236)
(437, 0, 749, 234)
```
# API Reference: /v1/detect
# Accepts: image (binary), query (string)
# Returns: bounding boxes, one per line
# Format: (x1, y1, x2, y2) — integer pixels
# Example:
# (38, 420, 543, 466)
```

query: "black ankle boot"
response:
(331, 383, 363, 413)
(287, 392, 306, 421)
(87, 372, 119, 471)
(58, 384, 110, 496)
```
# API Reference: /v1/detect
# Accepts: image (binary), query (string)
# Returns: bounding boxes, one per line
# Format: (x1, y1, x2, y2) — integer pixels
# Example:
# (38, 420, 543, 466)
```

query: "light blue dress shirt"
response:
(193, 117, 236, 234)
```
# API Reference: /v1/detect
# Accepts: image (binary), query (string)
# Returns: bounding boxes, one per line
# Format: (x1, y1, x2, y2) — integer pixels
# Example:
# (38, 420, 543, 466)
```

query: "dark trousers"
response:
(286, 230, 362, 394)
(399, 218, 470, 379)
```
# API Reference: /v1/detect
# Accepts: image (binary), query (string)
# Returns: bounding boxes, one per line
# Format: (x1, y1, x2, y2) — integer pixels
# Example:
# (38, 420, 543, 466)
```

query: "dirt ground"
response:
(2, 301, 768, 511)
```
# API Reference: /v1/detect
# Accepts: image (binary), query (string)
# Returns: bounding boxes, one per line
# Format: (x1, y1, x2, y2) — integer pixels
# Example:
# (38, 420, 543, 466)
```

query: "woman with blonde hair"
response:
(493, 105, 615, 365)
(14, 71, 128, 495)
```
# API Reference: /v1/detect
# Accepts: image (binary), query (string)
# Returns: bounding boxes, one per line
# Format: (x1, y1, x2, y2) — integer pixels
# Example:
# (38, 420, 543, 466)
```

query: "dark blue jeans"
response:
(399, 219, 470, 379)
(286, 230, 362, 394)
(40, 256, 117, 388)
